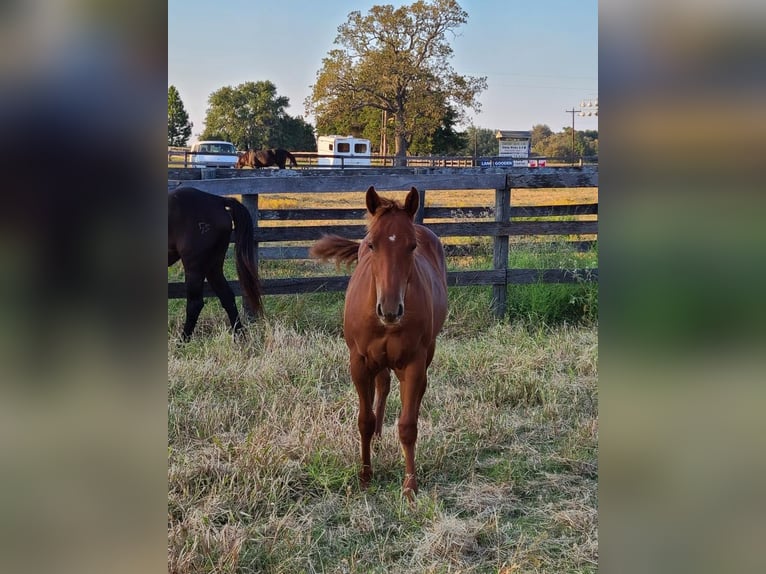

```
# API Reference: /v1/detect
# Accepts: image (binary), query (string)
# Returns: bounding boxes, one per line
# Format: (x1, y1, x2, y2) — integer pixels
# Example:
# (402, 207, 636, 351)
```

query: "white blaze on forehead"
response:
(388, 234, 396, 242)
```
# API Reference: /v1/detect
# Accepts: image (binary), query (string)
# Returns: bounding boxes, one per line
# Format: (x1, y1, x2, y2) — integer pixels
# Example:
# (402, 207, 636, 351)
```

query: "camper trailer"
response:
(316, 135, 371, 167)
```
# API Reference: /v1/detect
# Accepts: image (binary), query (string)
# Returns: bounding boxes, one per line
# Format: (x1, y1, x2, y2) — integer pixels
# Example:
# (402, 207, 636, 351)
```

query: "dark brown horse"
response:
(235, 148, 297, 169)
(310, 186, 448, 501)
(168, 187, 263, 340)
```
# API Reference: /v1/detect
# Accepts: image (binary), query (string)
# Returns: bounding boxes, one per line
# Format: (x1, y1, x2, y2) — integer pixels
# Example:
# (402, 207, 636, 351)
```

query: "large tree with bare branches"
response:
(306, 0, 486, 163)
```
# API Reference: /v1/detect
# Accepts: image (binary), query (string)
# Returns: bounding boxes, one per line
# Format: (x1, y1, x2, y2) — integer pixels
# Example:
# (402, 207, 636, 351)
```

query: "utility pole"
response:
(380, 109, 387, 162)
(565, 99, 598, 166)
(565, 108, 577, 165)
(578, 99, 598, 165)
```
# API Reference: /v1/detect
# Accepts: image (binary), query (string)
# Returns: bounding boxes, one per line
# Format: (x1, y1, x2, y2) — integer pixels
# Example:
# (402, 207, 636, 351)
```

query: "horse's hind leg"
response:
(182, 270, 205, 341)
(373, 369, 391, 437)
(168, 249, 180, 267)
(206, 265, 241, 334)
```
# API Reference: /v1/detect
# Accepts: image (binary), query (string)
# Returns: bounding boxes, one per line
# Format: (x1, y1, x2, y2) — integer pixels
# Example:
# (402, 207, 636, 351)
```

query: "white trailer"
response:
(316, 135, 371, 167)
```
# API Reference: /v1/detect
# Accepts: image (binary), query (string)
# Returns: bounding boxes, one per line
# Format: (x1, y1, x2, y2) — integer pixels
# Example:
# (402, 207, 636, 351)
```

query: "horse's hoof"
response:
(359, 468, 372, 489)
(402, 474, 418, 503)
(232, 326, 247, 342)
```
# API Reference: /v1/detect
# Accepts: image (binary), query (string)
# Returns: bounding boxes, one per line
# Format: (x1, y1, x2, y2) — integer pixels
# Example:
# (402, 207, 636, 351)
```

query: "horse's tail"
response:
(285, 150, 298, 167)
(222, 196, 263, 317)
(310, 235, 360, 268)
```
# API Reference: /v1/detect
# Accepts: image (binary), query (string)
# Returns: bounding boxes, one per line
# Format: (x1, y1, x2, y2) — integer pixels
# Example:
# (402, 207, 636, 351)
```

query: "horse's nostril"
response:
(377, 303, 383, 318)
(397, 303, 404, 317)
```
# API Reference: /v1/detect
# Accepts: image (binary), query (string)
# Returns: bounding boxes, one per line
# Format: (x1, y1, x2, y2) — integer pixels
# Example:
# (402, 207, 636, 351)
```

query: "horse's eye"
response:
(367, 241, 375, 251)
(409, 243, 417, 252)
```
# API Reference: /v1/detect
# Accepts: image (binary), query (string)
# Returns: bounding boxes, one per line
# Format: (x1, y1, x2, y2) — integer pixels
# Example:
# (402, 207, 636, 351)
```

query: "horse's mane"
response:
(366, 196, 405, 228)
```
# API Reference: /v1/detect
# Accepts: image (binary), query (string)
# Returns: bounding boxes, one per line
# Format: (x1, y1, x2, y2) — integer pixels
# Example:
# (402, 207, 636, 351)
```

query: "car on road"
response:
(188, 140, 239, 168)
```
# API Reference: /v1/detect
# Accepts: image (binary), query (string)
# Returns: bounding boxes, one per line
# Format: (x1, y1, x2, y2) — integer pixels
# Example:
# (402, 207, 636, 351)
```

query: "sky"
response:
(168, 0, 598, 144)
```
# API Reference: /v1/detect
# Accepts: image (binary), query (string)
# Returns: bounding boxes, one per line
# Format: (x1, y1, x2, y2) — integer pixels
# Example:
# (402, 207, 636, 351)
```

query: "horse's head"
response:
(235, 151, 251, 169)
(363, 186, 419, 325)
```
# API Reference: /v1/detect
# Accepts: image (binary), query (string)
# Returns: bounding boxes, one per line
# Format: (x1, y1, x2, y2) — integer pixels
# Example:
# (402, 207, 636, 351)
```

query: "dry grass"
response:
(168, 318, 598, 573)
(168, 185, 598, 571)
(257, 187, 597, 211)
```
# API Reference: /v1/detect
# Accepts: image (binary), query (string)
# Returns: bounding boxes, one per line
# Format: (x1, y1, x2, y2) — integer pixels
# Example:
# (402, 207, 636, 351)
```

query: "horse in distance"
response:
(235, 148, 297, 169)
(310, 186, 448, 501)
(168, 187, 263, 341)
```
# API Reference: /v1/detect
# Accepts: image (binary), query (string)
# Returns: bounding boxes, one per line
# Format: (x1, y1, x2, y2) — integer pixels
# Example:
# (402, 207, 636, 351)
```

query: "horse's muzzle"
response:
(377, 301, 404, 325)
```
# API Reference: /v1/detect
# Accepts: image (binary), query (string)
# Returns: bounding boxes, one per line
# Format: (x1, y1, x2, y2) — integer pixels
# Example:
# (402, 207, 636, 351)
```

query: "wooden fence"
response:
(168, 148, 598, 169)
(167, 166, 598, 318)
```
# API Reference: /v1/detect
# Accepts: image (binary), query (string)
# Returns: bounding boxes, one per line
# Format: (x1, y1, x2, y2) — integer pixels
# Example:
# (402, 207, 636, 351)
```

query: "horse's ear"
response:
(404, 187, 419, 218)
(366, 186, 380, 215)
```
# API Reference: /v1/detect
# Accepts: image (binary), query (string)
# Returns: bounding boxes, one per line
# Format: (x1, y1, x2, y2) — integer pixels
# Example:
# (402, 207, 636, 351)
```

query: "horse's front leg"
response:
(349, 352, 375, 488)
(395, 358, 428, 502)
(373, 369, 391, 437)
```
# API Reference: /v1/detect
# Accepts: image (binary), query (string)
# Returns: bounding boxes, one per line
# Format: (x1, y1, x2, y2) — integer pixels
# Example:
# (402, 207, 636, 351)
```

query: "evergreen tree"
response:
(276, 115, 317, 151)
(426, 107, 468, 156)
(167, 85, 192, 146)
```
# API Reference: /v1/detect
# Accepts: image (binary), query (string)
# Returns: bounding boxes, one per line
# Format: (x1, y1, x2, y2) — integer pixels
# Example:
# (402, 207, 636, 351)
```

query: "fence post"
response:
(416, 188, 426, 224)
(491, 181, 511, 319)
(240, 192, 259, 320)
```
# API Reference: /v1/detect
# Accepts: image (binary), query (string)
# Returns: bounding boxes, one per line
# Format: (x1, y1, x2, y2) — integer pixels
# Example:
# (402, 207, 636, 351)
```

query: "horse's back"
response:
(168, 187, 232, 255)
(169, 187, 228, 224)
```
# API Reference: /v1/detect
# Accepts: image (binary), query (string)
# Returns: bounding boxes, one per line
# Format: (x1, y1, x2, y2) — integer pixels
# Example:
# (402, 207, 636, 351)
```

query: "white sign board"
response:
(498, 138, 530, 158)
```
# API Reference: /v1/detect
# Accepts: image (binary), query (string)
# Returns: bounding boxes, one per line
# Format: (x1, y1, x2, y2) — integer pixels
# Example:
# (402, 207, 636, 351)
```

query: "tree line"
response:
(168, 0, 596, 161)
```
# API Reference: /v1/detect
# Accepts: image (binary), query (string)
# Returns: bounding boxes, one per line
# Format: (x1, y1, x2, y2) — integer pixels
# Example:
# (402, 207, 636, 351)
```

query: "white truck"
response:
(188, 140, 239, 168)
(316, 135, 371, 167)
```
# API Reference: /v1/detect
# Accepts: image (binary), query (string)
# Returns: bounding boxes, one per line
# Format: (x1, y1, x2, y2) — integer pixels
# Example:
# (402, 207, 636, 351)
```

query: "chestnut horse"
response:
(168, 187, 263, 340)
(235, 148, 297, 169)
(310, 186, 448, 500)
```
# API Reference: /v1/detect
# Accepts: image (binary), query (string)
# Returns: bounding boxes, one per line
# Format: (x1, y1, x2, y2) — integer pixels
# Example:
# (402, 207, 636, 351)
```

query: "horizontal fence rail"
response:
(168, 166, 598, 318)
(168, 149, 598, 169)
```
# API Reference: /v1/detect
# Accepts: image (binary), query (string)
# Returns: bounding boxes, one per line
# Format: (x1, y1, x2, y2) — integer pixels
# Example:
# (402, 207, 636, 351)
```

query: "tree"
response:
(316, 106, 387, 152)
(167, 85, 192, 146)
(201, 81, 303, 150)
(276, 116, 318, 151)
(581, 129, 598, 157)
(306, 0, 486, 163)
(458, 126, 498, 157)
(421, 106, 467, 156)
(530, 124, 553, 151)
(531, 126, 598, 161)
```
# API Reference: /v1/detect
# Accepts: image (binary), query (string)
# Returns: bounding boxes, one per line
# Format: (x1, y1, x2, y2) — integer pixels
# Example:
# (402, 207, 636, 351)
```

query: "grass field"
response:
(168, 317, 597, 573)
(256, 187, 597, 209)
(168, 187, 598, 572)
